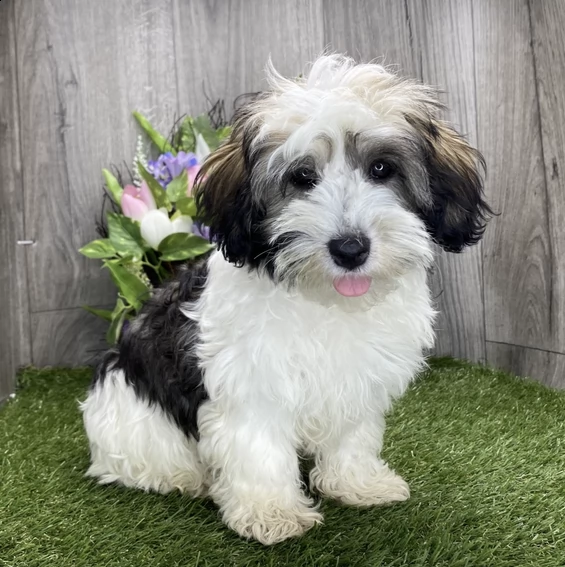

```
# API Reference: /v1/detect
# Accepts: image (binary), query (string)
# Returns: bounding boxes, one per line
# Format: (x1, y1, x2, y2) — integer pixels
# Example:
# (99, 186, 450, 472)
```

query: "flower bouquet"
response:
(80, 107, 231, 344)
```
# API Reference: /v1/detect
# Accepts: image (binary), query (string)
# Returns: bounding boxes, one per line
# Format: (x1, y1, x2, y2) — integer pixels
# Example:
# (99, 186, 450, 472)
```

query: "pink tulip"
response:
(121, 182, 156, 221)
(187, 165, 203, 195)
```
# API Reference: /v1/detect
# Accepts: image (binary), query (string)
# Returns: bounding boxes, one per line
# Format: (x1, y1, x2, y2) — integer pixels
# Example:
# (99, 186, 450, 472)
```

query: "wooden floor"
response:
(1, 0, 564, 399)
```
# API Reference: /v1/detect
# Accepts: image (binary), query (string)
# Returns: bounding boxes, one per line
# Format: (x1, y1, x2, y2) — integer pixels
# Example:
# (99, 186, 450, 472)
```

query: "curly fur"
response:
(81, 54, 489, 545)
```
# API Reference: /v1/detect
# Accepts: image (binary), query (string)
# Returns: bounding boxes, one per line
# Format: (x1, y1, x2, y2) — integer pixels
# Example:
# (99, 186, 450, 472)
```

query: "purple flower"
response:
(192, 222, 211, 241)
(148, 151, 199, 187)
(166, 151, 199, 178)
(147, 155, 172, 187)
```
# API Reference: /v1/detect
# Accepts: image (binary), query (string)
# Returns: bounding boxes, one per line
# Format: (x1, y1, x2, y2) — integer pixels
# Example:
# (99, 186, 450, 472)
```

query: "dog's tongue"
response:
(333, 275, 372, 297)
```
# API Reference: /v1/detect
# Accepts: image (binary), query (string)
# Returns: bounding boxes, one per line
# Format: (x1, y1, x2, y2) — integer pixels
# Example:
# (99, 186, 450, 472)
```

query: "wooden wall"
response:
(1, 0, 564, 400)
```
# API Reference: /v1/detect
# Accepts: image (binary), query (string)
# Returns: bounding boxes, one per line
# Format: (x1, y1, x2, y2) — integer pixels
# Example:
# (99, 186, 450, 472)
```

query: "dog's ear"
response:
(194, 110, 264, 266)
(416, 119, 492, 252)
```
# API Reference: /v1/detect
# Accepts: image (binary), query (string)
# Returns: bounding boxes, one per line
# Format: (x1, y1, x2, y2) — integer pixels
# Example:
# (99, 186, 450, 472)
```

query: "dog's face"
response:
(196, 55, 490, 306)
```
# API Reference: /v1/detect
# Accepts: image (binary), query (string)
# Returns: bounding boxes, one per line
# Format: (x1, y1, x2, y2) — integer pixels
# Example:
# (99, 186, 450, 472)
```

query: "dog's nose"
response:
(328, 235, 370, 270)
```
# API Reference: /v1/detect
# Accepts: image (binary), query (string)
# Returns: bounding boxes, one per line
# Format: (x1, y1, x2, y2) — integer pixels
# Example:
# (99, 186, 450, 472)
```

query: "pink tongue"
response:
(333, 275, 372, 297)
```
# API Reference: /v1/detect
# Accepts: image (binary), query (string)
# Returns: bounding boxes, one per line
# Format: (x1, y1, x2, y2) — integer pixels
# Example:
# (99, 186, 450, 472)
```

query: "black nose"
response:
(328, 235, 370, 270)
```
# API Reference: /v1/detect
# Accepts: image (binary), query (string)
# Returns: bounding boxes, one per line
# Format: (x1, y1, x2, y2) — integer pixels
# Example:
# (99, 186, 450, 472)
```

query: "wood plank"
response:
(475, 0, 551, 353)
(322, 0, 418, 78)
(173, 0, 325, 115)
(407, 0, 485, 362)
(14, 0, 179, 313)
(486, 341, 565, 389)
(0, 0, 31, 401)
(529, 0, 565, 353)
(31, 309, 109, 368)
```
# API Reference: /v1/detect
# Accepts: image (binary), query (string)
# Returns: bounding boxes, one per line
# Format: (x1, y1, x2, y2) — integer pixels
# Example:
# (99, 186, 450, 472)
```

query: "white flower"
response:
(140, 208, 193, 249)
(195, 132, 211, 162)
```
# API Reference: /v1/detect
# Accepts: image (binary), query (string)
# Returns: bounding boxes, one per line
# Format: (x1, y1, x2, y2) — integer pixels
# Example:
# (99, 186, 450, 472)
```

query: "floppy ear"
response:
(194, 110, 265, 267)
(417, 120, 492, 252)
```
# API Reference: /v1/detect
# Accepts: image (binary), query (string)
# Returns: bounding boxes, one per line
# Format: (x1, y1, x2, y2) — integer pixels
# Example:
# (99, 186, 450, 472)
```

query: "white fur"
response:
(82, 54, 443, 545)
(80, 370, 205, 495)
(83, 252, 435, 544)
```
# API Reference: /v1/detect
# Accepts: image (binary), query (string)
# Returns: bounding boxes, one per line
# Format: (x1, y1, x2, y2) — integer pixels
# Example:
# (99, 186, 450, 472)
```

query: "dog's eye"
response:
(369, 161, 394, 181)
(289, 167, 318, 189)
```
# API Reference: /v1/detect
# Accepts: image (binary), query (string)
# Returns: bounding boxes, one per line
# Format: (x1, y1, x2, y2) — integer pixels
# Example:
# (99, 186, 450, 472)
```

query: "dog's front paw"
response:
(222, 496, 323, 545)
(311, 461, 410, 507)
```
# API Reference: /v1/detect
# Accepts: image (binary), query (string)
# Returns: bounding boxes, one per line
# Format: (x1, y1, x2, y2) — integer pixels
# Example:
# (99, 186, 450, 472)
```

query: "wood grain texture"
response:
(408, 0, 485, 362)
(0, 0, 31, 401)
(4, 0, 564, 383)
(173, 0, 325, 116)
(14, 0, 179, 313)
(486, 341, 565, 390)
(31, 308, 109, 367)
(322, 0, 418, 78)
(529, 0, 565, 353)
(474, 0, 552, 351)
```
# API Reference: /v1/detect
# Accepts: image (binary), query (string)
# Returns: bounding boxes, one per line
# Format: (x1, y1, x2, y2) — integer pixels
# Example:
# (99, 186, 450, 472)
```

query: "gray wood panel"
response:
(31, 308, 109, 367)
(408, 0, 485, 362)
(475, 0, 551, 353)
(529, 0, 565, 353)
(14, 0, 179, 313)
(2, 0, 564, 389)
(322, 0, 418, 78)
(174, 0, 325, 115)
(486, 342, 565, 390)
(0, 0, 31, 401)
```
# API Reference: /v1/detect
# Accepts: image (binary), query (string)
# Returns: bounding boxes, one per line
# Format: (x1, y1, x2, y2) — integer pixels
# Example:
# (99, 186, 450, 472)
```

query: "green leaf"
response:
(102, 169, 123, 204)
(158, 233, 213, 261)
(193, 114, 221, 151)
(104, 260, 150, 311)
(138, 163, 172, 211)
(79, 238, 116, 259)
(132, 111, 175, 154)
(107, 213, 146, 259)
(83, 305, 114, 322)
(174, 116, 196, 153)
(166, 170, 188, 203)
(106, 299, 127, 344)
(175, 197, 198, 217)
(216, 125, 232, 141)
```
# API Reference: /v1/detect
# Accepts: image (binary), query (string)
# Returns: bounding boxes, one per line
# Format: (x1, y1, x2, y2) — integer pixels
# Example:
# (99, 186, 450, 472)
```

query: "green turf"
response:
(1, 359, 565, 567)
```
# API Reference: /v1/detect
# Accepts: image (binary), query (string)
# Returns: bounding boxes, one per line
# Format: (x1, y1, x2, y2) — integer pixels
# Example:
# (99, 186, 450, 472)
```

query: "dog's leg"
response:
(310, 414, 409, 506)
(198, 401, 322, 545)
(81, 369, 206, 495)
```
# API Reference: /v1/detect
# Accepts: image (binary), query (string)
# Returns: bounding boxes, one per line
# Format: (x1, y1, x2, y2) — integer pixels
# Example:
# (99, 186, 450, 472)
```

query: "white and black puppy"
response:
(81, 54, 490, 545)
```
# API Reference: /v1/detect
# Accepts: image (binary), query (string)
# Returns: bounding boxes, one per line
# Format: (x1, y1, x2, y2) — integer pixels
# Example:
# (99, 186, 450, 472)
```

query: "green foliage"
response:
(80, 110, 229, 344)
(104, 260, 150, 311)
(79, 239, 116, 259)
(133, 111, 175, 154)
(175, 196, 198, 217)
(106, 213, 146, 260)
(158, 233, 214, 262)
(173, 115, 232, 153)
(105, 298, 130, 344)
(174, 116, 196, 152)
(166, 169, 188, 203)
(102, 169, 123, 204)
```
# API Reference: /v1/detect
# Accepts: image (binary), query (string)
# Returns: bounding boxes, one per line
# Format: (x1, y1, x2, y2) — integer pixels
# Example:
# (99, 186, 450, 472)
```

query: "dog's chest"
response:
(197, 259, 434, 427)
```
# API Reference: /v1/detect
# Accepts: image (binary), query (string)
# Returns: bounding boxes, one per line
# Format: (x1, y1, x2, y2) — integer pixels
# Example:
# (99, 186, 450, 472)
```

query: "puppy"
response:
(81, 54, 490, 545)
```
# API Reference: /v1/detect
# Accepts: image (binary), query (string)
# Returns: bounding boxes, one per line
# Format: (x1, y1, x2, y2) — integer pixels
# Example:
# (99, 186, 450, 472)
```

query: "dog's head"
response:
(195, 55, 490, 305)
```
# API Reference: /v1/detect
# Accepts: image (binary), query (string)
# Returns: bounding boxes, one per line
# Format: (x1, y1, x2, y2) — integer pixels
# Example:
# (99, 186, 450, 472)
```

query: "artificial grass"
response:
(1, 359, 564, 567)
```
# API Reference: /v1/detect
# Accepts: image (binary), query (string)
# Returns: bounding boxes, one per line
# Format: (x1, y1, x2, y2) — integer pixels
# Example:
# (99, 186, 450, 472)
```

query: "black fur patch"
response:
(92, 260, 209, 440)
(422, 150, 491, 253)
